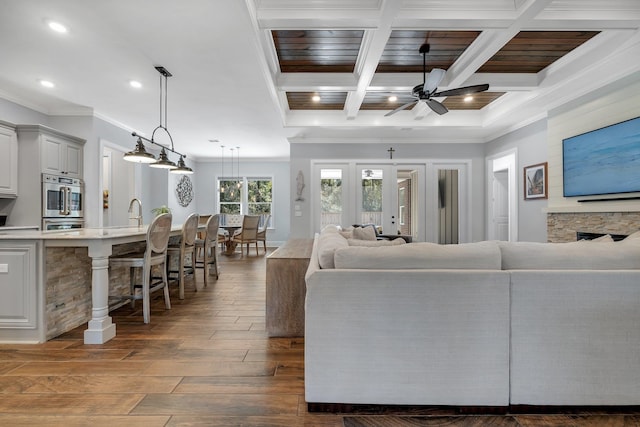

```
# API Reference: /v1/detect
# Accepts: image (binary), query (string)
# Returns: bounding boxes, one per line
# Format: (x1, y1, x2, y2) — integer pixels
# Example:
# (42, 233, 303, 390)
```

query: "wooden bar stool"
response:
(195, 214, 220, 287)
(109, 213, 172, 324)
(166, 213, 199, 299)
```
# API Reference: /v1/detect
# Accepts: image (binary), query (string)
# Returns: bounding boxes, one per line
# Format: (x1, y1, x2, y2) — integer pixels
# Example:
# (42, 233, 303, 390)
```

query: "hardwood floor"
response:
(0, 250, 639, 426)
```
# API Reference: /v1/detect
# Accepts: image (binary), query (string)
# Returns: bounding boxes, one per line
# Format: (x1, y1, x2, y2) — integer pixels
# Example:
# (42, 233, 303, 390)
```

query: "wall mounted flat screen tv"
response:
(562, 116, 640, 197)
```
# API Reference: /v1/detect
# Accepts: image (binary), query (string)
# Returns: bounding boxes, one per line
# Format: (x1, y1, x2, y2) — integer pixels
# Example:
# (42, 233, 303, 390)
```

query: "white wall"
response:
(547, 73, 640, 213)
(485, 119, 548, 242)
(194, 159, 291, 245)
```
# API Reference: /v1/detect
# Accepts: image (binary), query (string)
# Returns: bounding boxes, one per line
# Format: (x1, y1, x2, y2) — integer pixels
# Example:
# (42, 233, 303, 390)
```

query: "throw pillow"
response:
(352, 226, 376, 241)
(339, 226, 354, 239)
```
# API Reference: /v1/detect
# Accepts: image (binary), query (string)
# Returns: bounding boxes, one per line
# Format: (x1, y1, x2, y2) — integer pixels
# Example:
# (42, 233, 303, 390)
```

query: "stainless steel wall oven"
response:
(42, 173, 84, 229)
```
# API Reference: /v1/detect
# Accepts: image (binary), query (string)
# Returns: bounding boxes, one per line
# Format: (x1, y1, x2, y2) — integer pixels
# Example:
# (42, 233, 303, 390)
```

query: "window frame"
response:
(217, 175, 274, 228)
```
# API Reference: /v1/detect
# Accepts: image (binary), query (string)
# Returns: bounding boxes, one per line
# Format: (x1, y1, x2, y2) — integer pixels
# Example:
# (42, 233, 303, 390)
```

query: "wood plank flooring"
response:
(0, 249, 639, 426)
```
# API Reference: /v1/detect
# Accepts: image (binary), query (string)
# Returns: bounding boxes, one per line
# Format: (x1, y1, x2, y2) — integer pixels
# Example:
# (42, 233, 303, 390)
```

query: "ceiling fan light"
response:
(124, 138, 157, 163)
(149, 147, 177, 169)
(311, 94, 321, 102)
(388, 95, 398, 102)
(464, 95, 474, 102)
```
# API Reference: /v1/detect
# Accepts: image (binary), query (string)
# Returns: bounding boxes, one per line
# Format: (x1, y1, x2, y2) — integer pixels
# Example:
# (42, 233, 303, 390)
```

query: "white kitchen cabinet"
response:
(12, 125, 86, 228)
(41, 133, 84, 178)
(0, 122, 18, 197)
(0, 241, 42, 342)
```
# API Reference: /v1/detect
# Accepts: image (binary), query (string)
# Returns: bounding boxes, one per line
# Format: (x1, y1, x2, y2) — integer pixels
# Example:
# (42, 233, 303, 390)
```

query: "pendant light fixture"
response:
(229, 147, 235, 198)
(220, 144, 225, 194)
(236, 146, 241, 189)
(124, 66, 193, 174)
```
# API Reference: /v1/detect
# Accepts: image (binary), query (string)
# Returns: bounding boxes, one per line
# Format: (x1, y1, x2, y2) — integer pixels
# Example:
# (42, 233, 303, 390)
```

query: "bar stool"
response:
(194, 214, 219, 287)
(109, 213, 172, 324)
(166, 213, 199, 299)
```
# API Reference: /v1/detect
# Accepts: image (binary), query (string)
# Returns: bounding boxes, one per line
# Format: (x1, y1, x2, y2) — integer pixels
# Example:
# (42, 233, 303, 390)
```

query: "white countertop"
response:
(0, 225, 39, 231)
(0, 225, 159, 240)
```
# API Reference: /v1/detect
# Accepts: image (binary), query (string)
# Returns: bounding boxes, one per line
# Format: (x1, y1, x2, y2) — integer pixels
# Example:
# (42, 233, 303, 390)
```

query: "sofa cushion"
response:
(347, 238, 406, 247)
(316, 231, 348, 269)
(352, 226, 377, 241)
(622, 230, 640, 242)
(500, 241, 640, 270)
(583, 234, 614, 242)
(334, 241, 501, 270)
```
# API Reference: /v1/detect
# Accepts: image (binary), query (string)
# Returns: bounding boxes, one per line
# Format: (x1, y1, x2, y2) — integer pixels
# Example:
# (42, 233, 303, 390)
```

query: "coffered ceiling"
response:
(0, 0, 639, 160)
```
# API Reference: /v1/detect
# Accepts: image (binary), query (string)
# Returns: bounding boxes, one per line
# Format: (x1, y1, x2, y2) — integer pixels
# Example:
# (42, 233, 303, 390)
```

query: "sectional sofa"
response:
(304, 226, 640, 408)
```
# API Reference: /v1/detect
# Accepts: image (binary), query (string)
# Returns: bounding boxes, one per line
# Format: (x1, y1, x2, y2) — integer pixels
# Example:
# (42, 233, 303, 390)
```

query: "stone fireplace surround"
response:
(547, 211, 640, 243)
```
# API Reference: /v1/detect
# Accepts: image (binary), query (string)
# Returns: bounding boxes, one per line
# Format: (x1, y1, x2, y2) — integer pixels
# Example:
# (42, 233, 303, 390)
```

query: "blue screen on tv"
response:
(562, 116, 640, 197)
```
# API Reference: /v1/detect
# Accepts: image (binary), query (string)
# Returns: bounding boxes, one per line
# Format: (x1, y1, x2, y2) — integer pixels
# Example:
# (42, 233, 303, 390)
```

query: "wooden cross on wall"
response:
(387, 147, 395, 159)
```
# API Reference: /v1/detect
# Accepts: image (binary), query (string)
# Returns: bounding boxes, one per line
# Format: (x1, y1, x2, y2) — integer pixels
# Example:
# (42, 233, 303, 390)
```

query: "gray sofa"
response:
(304, 226, 640, 407)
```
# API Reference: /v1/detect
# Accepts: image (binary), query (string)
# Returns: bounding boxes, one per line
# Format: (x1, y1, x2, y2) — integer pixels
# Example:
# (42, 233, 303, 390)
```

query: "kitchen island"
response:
(0, 225, 184, 344)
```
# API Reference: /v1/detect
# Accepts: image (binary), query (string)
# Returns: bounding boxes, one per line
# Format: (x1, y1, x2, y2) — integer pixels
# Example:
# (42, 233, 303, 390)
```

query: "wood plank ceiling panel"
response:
(442, 92, 506, 110)
(287, 92, 347, 110)
(479, 31, 600, 73)
(376, 30, 481, 72)
(272, 30, 364, 72)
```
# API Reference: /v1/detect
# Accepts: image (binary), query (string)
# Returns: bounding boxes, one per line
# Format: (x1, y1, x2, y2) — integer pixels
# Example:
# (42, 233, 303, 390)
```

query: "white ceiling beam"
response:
(446, 0, 555, 89)
(343, 0, 405, 119)
(277, 73, 358, 91)
(368, 72, 539, 92)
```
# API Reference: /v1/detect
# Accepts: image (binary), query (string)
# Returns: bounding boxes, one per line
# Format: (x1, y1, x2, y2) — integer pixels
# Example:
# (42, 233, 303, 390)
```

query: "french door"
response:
(313, 162, 425, 241)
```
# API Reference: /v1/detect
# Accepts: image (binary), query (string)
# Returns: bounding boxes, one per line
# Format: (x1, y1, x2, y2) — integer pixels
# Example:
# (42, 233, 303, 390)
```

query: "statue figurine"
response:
(296, 170, 305, 201)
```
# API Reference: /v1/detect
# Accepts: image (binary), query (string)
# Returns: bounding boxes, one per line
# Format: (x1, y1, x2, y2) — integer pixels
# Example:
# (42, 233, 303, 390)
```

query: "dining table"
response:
(219, 225, 241, 255)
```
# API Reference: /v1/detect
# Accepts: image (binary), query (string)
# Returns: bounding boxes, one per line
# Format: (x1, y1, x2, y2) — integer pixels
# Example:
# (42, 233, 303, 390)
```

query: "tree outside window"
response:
(219, 179, 241, 214)
(218, 177, 273, 226)
(248, 178, 272, 227)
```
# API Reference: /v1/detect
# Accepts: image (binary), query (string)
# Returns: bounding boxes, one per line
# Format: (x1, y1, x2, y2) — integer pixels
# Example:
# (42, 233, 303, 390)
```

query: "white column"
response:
(84, 242, 116, 344)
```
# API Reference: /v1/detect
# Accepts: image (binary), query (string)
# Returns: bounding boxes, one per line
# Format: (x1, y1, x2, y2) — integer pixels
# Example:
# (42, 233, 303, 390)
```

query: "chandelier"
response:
(124, 66, 192, 174)
(219, 145, 241, 196)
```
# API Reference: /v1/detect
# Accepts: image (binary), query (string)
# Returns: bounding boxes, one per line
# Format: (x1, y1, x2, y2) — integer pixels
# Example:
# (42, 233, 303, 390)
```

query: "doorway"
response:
(101, 141, 137, 227)
(313, 162, 426, 241)
(487, 150, 517, 241)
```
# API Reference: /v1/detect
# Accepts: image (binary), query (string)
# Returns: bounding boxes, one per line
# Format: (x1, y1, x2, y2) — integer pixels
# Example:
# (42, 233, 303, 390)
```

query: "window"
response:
(218, 177, 273, 227)
(219, 179, 241, 214)
(320, 169, 343, 228)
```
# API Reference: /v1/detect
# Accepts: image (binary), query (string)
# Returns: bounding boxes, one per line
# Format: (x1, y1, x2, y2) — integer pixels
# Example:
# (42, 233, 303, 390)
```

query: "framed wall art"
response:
(524, 162, 548, 200)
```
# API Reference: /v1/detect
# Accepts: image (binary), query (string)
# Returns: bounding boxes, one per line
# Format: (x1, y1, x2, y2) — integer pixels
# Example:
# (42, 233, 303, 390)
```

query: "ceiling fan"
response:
(385, 43, 489, 116)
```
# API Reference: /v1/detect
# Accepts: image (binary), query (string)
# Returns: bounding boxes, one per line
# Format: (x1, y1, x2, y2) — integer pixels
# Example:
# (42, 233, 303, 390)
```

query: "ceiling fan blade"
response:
(425, 98, 449, 115)
(424, 68, 445, 93)
(384, 100, 418, 117)
(433, 84, 489, 98)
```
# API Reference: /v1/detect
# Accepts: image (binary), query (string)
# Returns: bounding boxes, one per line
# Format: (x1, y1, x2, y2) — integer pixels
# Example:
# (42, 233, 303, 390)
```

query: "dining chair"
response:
(231, 214, 261, 256)
(109, 213, 172, 324)
(166, 213, 199, 299)
(195, 213, 219, 287)
(256, 213, 270, 253)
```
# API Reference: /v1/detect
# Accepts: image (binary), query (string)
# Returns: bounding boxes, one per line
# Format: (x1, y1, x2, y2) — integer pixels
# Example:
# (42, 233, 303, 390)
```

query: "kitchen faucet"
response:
(128, 198, 143, 227)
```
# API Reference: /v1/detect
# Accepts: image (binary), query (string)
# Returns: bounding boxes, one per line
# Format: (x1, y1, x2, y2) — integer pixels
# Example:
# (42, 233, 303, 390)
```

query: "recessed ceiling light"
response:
(388, 95, 398, 102)
(129, 80, 142, 89)
(311, 94, 321, 102)
(464, 95, 474, 102)
(47, 21, 68, 33)
(39, 80, 55, 88)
